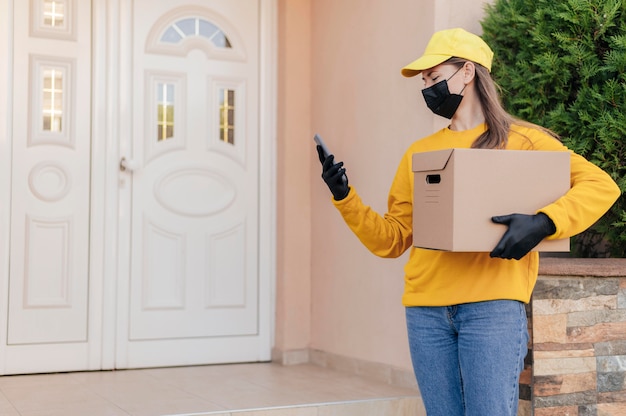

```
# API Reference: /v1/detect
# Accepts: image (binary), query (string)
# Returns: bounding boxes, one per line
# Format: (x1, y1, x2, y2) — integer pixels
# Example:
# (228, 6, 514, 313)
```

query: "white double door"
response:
(0, 0, 274, 374)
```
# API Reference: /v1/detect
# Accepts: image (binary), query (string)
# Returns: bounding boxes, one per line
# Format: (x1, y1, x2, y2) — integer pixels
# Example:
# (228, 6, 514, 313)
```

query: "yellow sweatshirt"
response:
(333, 123, 621, 306)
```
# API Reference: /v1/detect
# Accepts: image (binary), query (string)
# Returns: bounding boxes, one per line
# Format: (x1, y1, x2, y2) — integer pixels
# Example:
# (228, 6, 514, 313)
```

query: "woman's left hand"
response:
(490, 213, 556, 260)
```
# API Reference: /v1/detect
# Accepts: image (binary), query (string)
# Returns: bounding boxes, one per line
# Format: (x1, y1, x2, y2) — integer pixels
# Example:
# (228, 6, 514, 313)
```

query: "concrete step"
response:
(176, 396, 424, 416)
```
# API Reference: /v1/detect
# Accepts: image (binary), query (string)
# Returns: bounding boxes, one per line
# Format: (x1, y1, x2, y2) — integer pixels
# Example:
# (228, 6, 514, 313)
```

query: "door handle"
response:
(120, 157, 141, 172)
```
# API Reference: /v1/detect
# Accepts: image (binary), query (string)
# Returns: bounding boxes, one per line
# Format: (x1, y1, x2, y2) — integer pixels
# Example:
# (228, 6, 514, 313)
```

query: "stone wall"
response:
(525, 258, 626, 416)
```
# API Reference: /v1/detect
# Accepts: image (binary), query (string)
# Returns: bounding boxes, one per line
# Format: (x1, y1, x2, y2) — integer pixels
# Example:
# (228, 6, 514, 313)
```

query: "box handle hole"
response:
(426, 174, 441, 184)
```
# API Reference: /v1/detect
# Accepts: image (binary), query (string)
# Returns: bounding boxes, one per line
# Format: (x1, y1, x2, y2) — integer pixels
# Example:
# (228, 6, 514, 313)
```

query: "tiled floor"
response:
(0, 363, 424, 416)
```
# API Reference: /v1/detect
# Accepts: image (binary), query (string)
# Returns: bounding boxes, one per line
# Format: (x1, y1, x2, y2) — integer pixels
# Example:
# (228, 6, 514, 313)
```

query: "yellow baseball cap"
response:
(401, 28, 494, 77)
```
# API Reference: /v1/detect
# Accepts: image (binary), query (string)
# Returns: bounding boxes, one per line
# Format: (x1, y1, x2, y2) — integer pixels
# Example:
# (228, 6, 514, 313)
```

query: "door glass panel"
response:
(198, 20, 220, 39)
(42, 68, 64, 132)
(161, 27, 183, 44)
(42, 0, 66, 28)
(219, 88, 235, 144)
(175, 18, 196, 36)
(157, 83, 174, 141)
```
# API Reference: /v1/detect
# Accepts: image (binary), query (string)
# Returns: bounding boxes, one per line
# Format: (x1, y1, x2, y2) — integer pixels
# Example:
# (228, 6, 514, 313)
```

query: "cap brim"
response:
(401, 54, 451, 77)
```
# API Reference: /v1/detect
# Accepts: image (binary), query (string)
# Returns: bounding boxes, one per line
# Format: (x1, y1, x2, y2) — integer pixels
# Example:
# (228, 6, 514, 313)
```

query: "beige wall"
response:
(275, 0, 492, 372)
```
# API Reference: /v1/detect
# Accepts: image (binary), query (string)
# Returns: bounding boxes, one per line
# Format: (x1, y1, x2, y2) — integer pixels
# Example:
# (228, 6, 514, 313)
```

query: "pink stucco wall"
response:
(275, 0, 492, 373)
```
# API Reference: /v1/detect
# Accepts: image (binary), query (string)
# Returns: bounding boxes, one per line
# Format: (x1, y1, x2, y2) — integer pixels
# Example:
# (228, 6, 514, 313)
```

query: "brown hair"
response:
(445, 57, 559, 149)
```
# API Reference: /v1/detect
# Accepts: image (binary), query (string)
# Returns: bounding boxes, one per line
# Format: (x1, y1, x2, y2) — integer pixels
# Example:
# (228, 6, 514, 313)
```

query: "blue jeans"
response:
(406, 300, 528, 416)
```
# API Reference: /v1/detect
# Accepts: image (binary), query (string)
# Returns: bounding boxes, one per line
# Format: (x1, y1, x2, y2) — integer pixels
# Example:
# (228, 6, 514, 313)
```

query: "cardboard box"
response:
(412, 148, 570, 252)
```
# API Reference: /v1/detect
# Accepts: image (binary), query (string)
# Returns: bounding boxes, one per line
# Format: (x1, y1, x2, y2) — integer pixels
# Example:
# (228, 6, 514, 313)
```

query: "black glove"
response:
(316, 145, 349, 200)
(490, 213, 556, 260)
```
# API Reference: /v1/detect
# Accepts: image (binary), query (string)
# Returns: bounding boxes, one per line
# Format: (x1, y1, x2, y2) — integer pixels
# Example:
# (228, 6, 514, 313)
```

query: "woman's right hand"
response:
(316, 145, 350, 200)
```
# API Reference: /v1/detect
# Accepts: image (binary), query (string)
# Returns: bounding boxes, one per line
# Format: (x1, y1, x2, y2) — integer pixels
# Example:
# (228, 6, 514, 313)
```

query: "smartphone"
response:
(313, 133, 348, 186)
(313, 133, 331, 159)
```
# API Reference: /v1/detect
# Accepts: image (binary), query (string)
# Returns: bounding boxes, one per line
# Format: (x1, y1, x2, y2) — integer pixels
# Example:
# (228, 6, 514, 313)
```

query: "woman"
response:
(317, 28, 620, 415)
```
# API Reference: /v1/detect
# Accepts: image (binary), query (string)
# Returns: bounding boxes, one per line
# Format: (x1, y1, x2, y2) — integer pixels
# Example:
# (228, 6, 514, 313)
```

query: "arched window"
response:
(145, 8, 245, 60)
(160, 17, 232, 49)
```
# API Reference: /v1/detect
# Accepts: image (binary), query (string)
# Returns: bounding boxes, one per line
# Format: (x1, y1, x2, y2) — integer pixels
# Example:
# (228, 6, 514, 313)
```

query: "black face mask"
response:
(421, 66, 465, 119)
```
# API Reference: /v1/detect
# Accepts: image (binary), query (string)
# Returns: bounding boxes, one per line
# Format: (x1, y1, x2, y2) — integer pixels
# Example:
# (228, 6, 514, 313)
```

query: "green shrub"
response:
(481, 0, 626, 257)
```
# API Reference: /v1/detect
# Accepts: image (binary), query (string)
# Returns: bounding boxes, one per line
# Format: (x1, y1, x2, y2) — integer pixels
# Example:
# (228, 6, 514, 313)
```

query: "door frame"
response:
(0, 0, 13, 372)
